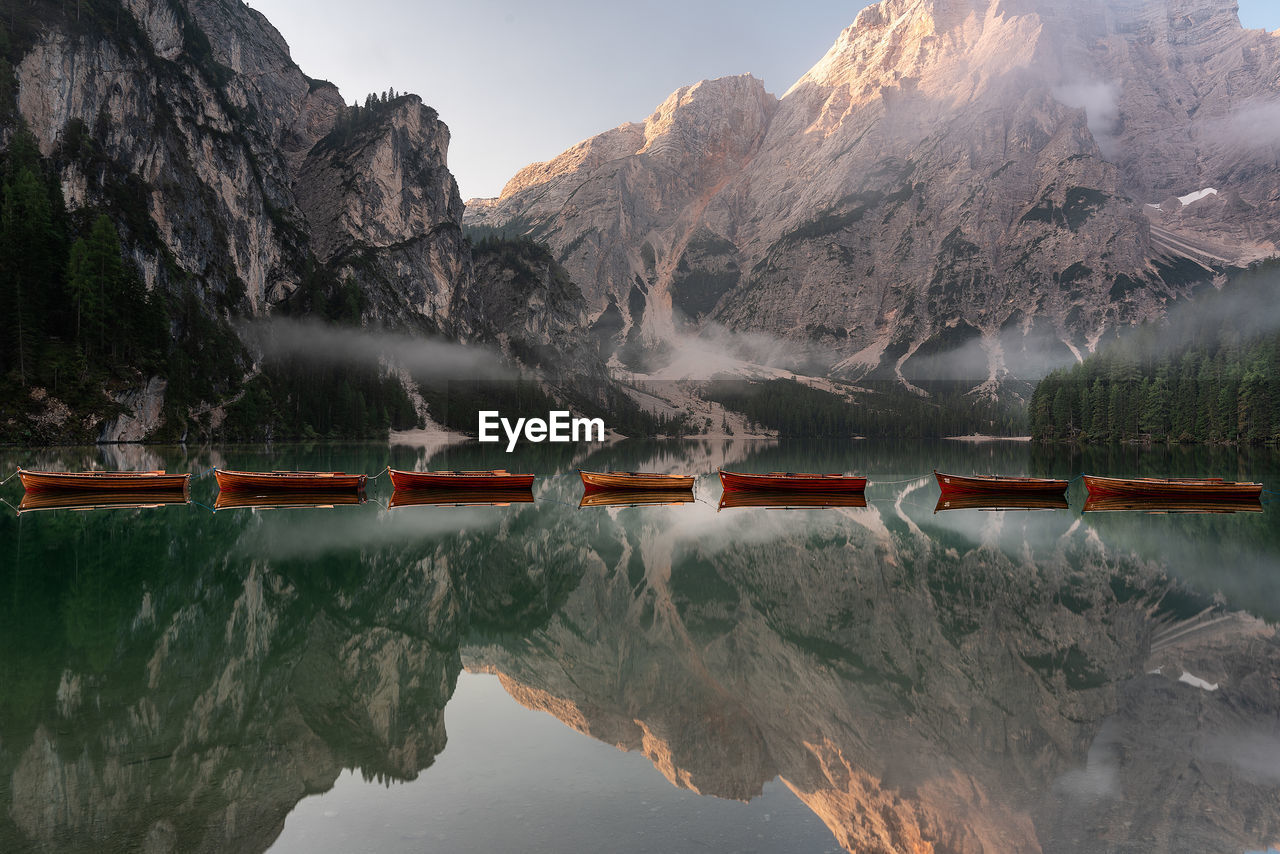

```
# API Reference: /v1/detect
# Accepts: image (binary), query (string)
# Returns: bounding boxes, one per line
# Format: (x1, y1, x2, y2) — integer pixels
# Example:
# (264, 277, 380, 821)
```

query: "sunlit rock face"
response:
(468, 0, 1280, 385)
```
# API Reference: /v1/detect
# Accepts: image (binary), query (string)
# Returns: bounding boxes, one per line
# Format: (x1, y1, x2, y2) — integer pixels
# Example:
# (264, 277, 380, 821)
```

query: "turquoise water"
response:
(1, 439, 1279, 853)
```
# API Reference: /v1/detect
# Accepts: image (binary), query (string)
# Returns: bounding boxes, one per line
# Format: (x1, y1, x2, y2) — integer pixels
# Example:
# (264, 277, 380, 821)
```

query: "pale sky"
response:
(249, 0, 1280, 201)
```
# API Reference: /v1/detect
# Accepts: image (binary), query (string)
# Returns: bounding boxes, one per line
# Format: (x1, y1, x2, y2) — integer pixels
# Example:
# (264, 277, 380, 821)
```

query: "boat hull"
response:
(18, 469, 191, 493)
(580, 471, 695, 492)
(214, 470, 366, 493)
(1083, 475, 1263, 500)
(934, 470, 1068, 495)
(388, 469, 534, 490)
(719, 470, 867, 493)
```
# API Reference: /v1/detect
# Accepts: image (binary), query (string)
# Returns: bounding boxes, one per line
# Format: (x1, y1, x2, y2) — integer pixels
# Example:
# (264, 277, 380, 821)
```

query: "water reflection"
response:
(0, 440, 1278, 853)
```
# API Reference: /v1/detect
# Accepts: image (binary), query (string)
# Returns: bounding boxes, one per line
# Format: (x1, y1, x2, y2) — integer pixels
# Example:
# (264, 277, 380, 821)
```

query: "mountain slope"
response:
(467, 0, 1280, 388)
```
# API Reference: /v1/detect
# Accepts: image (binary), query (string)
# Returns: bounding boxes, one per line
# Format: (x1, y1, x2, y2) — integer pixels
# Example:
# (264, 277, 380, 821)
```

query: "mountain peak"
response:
(467, 0, 1280, 386)
(784, 0, 1044, 106)
(495, 74, 775, 202)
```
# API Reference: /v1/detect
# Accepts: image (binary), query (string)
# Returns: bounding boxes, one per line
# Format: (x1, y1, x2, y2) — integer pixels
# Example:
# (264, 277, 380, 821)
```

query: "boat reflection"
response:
(1082, 495, 1264, 514)
(15, 489, 190, 514)
(578, 489, 696, 508)
(718, 490, 868, 510)
(213, 491, 369, 511)
(389, 488, 535, 508)
(934, 493, 1070, 513)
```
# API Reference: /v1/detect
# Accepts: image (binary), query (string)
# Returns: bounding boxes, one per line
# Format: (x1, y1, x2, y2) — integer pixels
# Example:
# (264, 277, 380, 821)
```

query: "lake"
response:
(2, 439, 1279, 853)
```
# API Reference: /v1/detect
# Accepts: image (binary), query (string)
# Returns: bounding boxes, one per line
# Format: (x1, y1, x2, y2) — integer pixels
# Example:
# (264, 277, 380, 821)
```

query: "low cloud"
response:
(1053, 80, 1122, 158)
(239, 318, 512, 380)
(626, 323, 819, 381)
(1211, 98, 1280, 151)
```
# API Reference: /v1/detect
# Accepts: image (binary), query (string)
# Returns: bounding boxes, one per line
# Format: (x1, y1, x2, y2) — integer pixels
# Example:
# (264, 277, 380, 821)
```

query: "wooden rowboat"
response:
(389, 488, 535, 508)
(580, 470, 694, 492)
(214, 491, 368, 511)
(388, 469, 534, 490)
(578, 489, 695, 508)
(718, 491, 867, 511)
(17, 489, 190, 514)
(934, 494, 1069, 513)
(18, 468, 191, 493)
(1083, 474, 1262, 500)
(214, 469, 367, 493)
(1083, 495, 1263, 514)
(719, 469, 867, 493)
(934, 470, 1068, 496)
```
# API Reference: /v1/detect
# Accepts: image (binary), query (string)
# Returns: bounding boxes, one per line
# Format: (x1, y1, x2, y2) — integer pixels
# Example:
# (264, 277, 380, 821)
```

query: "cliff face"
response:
(5, 0, 592, 442)
(16, 0, 349, 312)
(293, 95, 468, 326)
(468, 0, 1280, 385)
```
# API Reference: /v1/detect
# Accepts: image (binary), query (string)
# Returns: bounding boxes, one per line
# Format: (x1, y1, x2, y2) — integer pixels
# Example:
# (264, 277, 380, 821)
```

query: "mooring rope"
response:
(0, 469, 20, 487)
(366, 467, 390, 480)
(868, 476, 926, 486)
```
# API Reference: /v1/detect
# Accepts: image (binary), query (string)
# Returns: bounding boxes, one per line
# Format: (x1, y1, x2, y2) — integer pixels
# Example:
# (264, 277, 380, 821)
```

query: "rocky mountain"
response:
(1, 0, 600, 443)
(467, 0, 1280, 388)
(13, 0, 463, 320)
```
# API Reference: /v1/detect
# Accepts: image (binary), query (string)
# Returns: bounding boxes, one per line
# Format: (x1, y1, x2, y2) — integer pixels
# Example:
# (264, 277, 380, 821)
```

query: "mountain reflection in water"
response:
(1, 440, 1279, 853)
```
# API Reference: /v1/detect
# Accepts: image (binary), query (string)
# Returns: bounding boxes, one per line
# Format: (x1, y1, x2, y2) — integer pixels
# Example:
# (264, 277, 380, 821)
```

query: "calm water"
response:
(2, 439, 1280, 853)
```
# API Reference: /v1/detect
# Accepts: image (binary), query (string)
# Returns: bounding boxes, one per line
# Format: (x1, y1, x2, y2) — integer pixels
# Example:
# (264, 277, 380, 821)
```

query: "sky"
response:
(249, 0, 1280, 202)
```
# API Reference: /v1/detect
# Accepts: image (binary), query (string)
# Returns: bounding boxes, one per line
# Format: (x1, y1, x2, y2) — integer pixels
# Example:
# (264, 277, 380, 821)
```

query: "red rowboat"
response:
(718, 491, 867, 510)
(934, 494, 1069, 512)
(719, 470, 867, 493)
(580, 470, 695, 491)
(934, 470, 1068, 495)
(389, 488, 535, 508)
(578, 489, 695, 508)
(18, 468, 191, 493)
(1083, 475, 1262, 500)
(214, 469, 367, 492)
(17, 489, 189, 514)
(388, 469, 534, 490)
